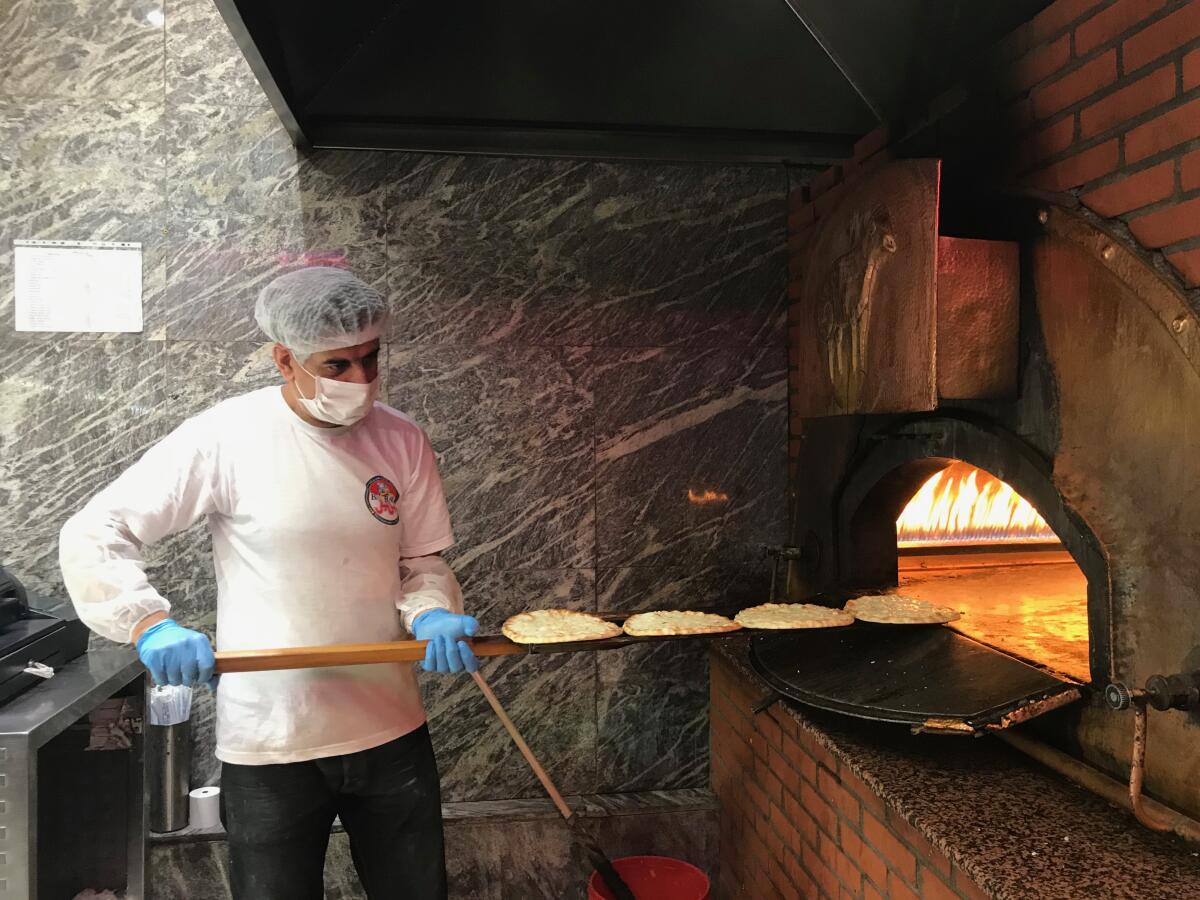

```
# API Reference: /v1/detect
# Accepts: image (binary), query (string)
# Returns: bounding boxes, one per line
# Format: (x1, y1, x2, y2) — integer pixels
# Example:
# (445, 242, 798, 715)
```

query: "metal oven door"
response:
(749, 624, 1081, 735)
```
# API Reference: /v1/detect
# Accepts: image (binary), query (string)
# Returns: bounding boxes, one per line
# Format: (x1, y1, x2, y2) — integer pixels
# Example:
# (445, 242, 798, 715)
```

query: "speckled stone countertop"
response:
(714, 637, 1200, 900)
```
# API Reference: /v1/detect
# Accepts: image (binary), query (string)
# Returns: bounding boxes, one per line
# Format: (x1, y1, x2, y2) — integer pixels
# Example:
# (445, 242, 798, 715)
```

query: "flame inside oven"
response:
(896, 461, 1059, 547)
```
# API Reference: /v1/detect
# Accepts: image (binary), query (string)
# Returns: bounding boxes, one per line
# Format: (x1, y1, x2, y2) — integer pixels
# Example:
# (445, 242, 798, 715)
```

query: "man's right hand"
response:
(136, 618, 216, 686)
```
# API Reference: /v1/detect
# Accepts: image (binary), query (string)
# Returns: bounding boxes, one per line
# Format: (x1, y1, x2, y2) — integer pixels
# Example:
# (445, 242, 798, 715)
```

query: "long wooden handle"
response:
(470, 670, 574, 821)
(214, 635, 525, 674)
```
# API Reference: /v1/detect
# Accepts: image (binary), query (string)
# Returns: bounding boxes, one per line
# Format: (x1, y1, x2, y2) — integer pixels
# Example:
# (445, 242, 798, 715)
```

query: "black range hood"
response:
(213, 0, 1051, 165)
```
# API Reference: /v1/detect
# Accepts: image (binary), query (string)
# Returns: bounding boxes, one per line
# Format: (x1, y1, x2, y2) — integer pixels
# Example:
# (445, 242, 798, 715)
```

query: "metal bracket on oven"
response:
(1107, 672, 1200, 712)
(762, 534, 821, 601)
(752, 690, 785, 716)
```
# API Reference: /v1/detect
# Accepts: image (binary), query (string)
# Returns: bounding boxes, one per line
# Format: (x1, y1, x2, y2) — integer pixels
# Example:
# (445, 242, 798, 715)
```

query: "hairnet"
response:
(254, 266, 388, 359)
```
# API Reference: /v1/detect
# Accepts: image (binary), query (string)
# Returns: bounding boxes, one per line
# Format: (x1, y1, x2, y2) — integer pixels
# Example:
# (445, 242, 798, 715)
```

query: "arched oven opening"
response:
(752, 414, 1110, 737)
(897, 461, 1086, 683)
(835, 413, 1110, 687)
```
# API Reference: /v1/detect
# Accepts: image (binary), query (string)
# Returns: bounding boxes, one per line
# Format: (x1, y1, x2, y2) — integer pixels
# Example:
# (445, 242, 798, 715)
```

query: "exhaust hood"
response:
(212, 0, 1051, 165)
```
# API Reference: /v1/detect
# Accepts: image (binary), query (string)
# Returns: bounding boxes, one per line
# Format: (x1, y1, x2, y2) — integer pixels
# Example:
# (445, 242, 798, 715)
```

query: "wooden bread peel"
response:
(214, 635, 524, 673)
(213, 618, 742, 674)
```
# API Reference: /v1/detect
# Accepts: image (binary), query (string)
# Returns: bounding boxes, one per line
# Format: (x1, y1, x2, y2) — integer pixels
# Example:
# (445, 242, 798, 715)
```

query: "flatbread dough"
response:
(622, 610, 741, 637)
(502, 609, 622, 644)
(844, 593, 961, 625)
(734, 603, 854, 629)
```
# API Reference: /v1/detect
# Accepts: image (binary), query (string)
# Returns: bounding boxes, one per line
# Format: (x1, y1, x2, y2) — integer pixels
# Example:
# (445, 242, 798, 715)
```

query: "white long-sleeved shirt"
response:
(59, 386, 458, 764)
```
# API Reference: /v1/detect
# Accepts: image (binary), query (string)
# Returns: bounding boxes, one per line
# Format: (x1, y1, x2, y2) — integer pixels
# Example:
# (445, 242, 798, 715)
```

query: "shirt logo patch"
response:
(364, 475, 400, 525)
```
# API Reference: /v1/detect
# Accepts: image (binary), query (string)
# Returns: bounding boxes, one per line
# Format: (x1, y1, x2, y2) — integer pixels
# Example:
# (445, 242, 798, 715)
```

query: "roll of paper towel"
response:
(189, 786, 221, 829)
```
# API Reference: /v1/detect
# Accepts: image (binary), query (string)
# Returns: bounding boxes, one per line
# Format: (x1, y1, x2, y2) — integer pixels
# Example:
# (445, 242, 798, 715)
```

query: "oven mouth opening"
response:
(896, 460, 1062, 549)
(893, 461, 1090, 683)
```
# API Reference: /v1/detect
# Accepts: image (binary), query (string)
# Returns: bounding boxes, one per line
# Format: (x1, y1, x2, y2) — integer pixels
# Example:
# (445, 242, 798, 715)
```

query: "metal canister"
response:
(147, 720, 191, 833)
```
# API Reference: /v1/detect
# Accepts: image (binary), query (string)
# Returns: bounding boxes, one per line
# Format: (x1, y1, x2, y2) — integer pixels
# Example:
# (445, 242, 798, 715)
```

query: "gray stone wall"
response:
(0, 0, 788, 801)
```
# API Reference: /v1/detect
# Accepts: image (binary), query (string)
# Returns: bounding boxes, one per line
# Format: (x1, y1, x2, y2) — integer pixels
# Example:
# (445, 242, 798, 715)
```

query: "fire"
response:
(688, 489, 729, 504)
(896, 462, 1058, 546)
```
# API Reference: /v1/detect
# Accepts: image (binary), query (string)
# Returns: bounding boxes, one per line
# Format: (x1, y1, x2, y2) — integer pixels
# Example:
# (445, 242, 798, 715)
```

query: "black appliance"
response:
(0, 567, 89, 706)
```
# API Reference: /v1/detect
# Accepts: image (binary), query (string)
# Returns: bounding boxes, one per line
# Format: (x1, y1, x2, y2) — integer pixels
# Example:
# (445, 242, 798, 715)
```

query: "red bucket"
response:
(587, 855, 710, 900)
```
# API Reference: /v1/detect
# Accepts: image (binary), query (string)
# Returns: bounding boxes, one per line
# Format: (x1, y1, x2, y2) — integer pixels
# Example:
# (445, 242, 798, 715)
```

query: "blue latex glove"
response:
(136, 619, 216, 687)
(412, 609, 479, 673)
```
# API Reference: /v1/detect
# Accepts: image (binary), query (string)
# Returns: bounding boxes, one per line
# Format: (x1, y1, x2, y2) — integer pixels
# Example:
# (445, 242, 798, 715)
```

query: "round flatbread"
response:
(502, 609, 622, 644)
(844, 593, 961, 625)
(734, 603, 854, 630)
(622, 610, 742, 637)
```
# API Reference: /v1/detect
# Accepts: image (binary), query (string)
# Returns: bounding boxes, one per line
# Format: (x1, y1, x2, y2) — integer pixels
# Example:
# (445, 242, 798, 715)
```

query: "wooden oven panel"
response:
(792, 159, 939, 416)
(791, 159, 1020, 416)
(936, 236, 1019, 401)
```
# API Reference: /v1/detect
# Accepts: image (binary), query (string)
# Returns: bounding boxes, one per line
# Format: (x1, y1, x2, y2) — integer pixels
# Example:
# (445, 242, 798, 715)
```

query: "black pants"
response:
(220, 724, 447, 900)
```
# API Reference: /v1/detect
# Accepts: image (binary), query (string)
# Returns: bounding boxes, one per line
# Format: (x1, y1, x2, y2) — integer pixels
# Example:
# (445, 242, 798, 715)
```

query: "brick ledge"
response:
(711, 637, 1200, 900)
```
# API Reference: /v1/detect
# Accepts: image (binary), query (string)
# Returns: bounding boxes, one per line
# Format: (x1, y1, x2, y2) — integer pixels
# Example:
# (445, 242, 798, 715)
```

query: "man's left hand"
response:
(412, 609, 479, 673)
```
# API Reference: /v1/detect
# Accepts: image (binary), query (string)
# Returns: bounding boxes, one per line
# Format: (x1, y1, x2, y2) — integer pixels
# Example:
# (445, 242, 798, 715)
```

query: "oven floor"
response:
(898, 559, 1089, 681)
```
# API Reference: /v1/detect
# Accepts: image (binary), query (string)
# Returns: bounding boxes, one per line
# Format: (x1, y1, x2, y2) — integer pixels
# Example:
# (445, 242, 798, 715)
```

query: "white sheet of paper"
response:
(14, 239, 143, 333)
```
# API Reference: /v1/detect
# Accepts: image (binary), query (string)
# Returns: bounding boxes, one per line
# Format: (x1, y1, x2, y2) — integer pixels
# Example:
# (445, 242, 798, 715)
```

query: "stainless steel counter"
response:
(0, 648, 146, 898)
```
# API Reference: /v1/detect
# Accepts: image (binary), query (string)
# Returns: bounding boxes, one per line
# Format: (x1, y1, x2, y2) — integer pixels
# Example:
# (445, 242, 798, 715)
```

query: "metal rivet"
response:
(1101, 245, 1115, 260)
(1037, 209, 1049, 224)
(1173, 315, 1188, 333)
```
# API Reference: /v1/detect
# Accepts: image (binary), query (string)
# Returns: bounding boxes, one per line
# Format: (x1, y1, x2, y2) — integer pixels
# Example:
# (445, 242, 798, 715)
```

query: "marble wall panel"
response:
(385, 157, 787, 352)
(165, 105, 391, 220)
(160, 102, 390, 342)
(388, 344, 594, 572)
(150, 833, 367, 900)
(148, 838, 233, 900)
(589, 341, 785, 789)
(594, 343, 788, 571)
(594, 567, 759, 794)
(0, 0, 164, 103)
(387, 154, 596, 347)
(421, 569, 597, 801)
(0, 98, 163, 169)
(0, 99, 165, 335)
(583, 164, 788, 348)
(161, 210, 386, 342)
(0, 336, 168, 591)
(165, 0, 269, 109)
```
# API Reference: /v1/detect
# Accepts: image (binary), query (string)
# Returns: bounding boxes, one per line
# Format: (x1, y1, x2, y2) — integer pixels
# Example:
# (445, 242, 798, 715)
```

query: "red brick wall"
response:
(1003, 0, 1200, 279)
(710, 652, 989, 899)
(786, 0, 1200, 472)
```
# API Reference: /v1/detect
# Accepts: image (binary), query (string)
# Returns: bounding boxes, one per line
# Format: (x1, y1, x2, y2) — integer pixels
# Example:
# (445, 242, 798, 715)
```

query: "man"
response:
(59, 267, 476, 899)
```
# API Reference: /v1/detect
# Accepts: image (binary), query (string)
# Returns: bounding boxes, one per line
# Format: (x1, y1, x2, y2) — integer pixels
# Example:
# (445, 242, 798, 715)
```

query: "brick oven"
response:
(712, 1, 1200, 897)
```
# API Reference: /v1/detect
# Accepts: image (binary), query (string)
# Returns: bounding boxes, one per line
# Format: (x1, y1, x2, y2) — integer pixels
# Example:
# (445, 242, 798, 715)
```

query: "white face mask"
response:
(294, 361, 380, 426)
